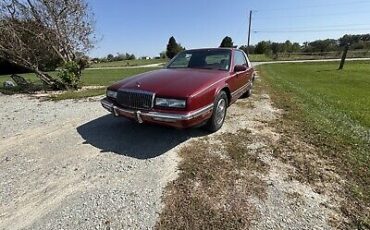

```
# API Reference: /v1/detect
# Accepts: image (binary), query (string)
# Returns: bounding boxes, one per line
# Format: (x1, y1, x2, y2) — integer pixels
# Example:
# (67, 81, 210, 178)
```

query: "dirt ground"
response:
(0, 80, 346, 229)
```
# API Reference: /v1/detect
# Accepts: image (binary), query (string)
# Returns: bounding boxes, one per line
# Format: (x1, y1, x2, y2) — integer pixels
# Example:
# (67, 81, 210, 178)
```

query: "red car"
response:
(101, 48, 255, 132)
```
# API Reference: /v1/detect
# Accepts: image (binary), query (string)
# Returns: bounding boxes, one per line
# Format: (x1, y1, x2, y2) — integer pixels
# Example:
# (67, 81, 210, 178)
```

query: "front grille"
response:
(116, 89, 154, 110)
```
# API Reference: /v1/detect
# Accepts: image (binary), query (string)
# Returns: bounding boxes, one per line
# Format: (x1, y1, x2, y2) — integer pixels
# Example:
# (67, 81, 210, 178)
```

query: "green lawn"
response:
(0, 72, 43, 85)
(261, 61, 370, 128)
(89, 58, 167, 68)
(258, 61, 370, 226)
(80, 67, 159, 86)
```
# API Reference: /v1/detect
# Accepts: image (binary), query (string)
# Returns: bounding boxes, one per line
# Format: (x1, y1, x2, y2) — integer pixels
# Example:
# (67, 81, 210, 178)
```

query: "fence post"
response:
(338, 44, 350, 70)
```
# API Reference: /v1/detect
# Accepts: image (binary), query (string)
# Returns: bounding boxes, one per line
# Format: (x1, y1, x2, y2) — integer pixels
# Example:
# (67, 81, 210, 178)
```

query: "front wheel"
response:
(204, 91, 228, 132)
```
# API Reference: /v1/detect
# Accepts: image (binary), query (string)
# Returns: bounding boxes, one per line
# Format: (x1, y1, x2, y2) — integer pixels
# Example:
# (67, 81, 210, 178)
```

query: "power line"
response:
(255, 0, 370, 12)
(254, 10, 369, 19)
(257, 23, 370, 31)
(254, 28, 370, 33)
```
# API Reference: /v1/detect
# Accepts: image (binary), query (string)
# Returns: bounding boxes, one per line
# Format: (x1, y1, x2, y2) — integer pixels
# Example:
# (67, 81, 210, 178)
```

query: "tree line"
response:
(164, 34, 370, 60)
(239, 34, 370, 55)
(91, 53, 137, 63)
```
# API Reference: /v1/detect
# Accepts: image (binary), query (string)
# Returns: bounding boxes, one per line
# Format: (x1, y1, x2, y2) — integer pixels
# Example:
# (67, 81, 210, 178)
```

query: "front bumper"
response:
(101, 98, 213, 128)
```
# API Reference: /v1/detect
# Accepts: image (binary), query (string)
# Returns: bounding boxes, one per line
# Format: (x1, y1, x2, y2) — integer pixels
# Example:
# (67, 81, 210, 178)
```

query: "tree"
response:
(220, 36, 234, 48)
(159, 51, 166, 59)
(107, 54, 114, 62)
(291, 42, 301, 52)
(339, 34, 370, 49)
(166, 36, 184, 59)
(239, 45, 255, 54)
(0, 0, 95, 89)
(271, 42, 280, 55)
(0, 58, 29, 75)
(114, 53, 125, 61)
(255, 41, 271, 54)
(283, 40, 293, 53)
(308, 39, 338, 53)
(128, 54, 136, 60)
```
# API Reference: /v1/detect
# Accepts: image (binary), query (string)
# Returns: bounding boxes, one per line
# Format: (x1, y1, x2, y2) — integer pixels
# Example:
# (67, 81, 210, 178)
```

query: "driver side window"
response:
(234, 51, 248, 67)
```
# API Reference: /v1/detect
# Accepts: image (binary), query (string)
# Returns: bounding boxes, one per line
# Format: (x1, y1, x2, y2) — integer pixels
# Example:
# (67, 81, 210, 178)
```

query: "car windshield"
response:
(167, 49, 231, 71)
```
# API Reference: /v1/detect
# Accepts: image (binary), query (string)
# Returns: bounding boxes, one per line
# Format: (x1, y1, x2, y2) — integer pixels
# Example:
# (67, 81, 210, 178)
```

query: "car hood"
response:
(110, 68, 228, 98)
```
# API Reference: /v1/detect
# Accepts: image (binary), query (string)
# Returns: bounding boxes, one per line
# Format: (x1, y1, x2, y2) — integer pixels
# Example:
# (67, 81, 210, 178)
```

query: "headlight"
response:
(155, 98, 186, 108)
(107, 90, 117, 99)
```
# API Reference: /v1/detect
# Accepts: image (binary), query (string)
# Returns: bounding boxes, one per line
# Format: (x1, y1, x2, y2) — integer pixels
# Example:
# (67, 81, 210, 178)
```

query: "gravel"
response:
(0, 94, 183, 229)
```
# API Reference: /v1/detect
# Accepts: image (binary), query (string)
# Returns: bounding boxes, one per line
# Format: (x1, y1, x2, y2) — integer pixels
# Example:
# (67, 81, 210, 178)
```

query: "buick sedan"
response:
(101, 48, 255, 132)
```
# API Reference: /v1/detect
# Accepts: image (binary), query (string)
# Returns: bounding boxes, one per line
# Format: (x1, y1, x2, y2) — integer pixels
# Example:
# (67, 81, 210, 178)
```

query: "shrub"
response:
(57, 61, 81, 89)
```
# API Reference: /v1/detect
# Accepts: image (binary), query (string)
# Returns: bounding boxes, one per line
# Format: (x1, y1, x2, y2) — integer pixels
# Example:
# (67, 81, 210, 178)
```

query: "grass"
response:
(0, 67, 160, 99)
(156, 126, 269, 229)
(80, 67, 159, 86)
(88, 58, 167, 68)
(0, 72, 43, 86)
(49, 88, 106, 101)
(258, 61, 370, 228)
(248, 54, 273, 62)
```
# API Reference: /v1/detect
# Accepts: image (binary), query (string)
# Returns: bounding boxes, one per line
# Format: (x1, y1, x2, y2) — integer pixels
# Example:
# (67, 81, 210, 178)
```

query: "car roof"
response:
(184, 47, 238, 52)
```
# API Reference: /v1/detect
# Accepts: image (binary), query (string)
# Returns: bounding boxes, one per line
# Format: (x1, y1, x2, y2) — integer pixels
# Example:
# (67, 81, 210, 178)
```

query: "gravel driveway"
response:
(0, 94, 197, 229)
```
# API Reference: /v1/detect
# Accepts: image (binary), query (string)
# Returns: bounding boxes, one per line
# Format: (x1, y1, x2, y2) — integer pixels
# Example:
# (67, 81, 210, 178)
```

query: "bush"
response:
(57, 61, 81, 89)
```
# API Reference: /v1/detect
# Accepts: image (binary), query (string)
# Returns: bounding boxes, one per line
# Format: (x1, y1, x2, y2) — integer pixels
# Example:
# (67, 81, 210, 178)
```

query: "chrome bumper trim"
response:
(101, 98, 213, 121)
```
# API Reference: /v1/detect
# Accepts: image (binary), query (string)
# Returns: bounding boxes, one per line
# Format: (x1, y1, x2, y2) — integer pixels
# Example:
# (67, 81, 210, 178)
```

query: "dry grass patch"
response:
(221, 131, 270, 174)
(156, 130, 269, 230)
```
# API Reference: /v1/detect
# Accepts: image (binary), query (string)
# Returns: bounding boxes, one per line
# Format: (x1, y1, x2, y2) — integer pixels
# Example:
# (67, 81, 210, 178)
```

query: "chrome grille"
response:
(116, 89, 154, 110)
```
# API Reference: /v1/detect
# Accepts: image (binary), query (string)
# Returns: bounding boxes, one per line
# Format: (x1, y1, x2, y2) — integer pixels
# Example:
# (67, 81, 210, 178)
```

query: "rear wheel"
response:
(204, 91, 228, 132)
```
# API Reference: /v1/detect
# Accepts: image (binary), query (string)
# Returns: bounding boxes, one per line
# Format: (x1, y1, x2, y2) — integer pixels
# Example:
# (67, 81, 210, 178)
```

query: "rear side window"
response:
(234, 51, 248, 66)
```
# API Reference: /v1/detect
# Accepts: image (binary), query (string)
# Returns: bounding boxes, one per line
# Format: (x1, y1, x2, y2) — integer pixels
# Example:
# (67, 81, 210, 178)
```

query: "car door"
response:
(230, 50, 251, 98)
(244, 53, 254, 83)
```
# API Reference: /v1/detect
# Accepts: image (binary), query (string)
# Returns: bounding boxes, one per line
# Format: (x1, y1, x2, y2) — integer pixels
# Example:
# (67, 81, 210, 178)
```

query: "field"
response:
(0, 67, 160, 99)
(248, 54, 274, 62)
(88, 58, 167, 68)
(258, 61, 370, 225)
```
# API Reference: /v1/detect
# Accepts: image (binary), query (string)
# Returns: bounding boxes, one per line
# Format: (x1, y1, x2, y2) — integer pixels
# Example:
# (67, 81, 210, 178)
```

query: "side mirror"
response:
(234, 65, 247, 72)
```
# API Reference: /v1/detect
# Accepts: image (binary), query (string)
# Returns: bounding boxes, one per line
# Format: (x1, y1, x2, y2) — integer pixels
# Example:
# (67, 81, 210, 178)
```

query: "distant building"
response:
(141, 56, 151, 60)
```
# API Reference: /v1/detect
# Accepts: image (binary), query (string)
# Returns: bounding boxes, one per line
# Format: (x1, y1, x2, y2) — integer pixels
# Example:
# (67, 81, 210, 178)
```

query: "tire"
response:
(204, 91, 228, 132)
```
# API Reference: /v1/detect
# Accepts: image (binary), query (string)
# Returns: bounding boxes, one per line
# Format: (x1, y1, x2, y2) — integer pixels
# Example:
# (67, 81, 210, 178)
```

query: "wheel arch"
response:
(215, 85, 231, 106)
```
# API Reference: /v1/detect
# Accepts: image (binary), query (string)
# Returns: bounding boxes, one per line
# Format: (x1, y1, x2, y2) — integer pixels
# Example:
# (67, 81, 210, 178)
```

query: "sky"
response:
(88, 0, 370, 58)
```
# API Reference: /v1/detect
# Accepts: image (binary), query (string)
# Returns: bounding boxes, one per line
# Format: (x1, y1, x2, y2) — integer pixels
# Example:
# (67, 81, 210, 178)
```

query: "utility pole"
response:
(247, 10, 253, 54)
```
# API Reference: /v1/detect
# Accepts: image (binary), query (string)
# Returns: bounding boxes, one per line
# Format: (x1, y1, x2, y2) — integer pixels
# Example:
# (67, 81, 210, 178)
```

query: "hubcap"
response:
(215, 98, 226, 125)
